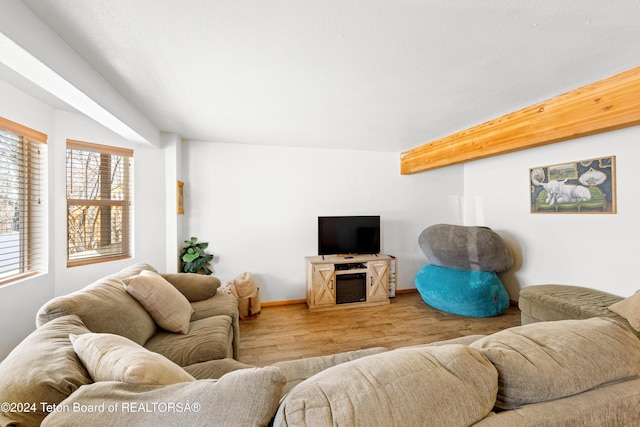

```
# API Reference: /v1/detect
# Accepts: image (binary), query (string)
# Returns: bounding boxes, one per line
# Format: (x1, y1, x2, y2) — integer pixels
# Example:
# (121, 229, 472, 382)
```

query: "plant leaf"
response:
(183, 253, 200, 263)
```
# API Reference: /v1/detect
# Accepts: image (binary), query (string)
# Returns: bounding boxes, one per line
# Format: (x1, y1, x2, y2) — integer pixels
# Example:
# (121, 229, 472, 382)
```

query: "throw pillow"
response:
(471, 317, 640, 409)
(0, 315, 92, 427)
(70, 332, 196, 385)
(124, 269, 193, 334)
(608, 290, 640, 332)
(41, 367, 286, 427)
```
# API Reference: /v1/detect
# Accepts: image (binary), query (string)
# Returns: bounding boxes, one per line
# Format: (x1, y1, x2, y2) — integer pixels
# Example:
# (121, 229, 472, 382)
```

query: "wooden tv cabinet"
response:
(305, 254, 392, 311)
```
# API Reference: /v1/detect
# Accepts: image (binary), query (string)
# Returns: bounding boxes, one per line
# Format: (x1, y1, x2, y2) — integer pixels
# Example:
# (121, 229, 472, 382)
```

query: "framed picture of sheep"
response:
(530, 156, 616, 214)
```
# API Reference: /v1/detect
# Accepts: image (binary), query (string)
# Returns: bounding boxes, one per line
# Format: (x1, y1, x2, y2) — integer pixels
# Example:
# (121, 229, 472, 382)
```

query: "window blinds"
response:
(0, 118, 47, 283)
(66, 140, 133, 266)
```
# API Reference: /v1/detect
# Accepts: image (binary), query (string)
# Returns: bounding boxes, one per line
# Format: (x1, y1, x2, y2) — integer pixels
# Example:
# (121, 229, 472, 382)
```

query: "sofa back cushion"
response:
(162, 273, 220, 302)
(0, 315, 92, 427)
(36, 263, 157, 345)
(273, 347, 389, 395)
(471, 317, 640, 409)
(274, 344, 498, 427)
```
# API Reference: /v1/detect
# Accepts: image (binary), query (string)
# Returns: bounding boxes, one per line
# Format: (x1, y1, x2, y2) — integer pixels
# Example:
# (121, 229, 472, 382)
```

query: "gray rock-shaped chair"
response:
(418, 224, 514, 272)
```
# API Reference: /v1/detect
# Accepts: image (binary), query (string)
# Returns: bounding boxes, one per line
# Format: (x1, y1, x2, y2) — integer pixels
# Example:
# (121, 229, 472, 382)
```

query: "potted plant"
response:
(181, 237, 214, 275)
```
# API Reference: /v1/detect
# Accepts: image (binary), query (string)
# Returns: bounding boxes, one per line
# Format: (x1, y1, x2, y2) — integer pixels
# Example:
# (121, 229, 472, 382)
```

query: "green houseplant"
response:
(181, 237, 214, 275)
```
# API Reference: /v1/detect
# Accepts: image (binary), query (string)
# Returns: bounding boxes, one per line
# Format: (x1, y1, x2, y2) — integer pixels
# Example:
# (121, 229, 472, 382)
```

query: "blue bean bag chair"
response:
(415, 264, 509, 317)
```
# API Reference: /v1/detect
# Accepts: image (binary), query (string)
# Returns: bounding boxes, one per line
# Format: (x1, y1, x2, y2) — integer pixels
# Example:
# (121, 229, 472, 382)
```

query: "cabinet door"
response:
(312, 264, 336, 306)
(368, 261, 389, 302)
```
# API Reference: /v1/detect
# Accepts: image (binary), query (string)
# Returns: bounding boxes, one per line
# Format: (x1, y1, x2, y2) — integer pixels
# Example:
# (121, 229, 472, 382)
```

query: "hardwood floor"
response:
(238, 292, 521, 366)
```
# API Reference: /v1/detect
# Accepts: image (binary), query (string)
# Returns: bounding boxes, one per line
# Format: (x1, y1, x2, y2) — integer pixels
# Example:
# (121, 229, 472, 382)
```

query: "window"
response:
(66, 140, 133, 266)
(0, 117, 47, 284)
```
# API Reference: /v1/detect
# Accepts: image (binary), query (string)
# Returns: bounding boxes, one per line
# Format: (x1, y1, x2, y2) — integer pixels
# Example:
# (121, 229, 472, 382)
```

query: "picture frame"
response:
(530, 156, 616, 214)
(176, 180, 184, 214)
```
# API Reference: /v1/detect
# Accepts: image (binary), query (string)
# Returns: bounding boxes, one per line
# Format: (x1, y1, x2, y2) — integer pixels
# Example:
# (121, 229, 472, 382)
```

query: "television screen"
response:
(318, 216, 380, 256)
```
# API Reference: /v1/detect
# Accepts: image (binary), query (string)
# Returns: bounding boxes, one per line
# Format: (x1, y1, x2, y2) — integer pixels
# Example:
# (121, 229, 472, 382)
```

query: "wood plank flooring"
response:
(238, 292, 521, 366)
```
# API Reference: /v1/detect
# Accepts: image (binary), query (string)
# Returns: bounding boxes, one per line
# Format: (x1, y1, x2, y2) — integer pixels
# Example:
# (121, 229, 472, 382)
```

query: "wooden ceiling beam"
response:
(400, 66, 640, 174)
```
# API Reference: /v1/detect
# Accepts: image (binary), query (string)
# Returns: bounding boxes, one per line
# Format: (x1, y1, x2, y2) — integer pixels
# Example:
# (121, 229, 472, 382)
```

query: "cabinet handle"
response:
(370, 276, 373, 286)
(330, 280, 334, 290)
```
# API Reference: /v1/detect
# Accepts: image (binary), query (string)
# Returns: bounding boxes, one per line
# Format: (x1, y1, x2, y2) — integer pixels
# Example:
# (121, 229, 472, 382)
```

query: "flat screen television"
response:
(318, 216, 380, 256)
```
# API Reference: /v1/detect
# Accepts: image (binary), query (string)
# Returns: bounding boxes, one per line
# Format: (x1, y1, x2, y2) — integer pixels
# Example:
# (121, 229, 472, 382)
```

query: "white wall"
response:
(0, 80, 168, 360)
(162, 132, 185, 273)
(184, 141, 464, 302)
(52, 111, 168, 296)
(464, 125, 640, 299)
(0, 79, 55, 361)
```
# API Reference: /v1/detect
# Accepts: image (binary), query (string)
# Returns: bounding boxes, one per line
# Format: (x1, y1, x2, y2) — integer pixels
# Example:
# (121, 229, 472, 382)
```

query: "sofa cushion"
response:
(274, 344, 497, 427)
(36, 263, 157, 345)
(0, 315, 92, 427)
(471, 376, 640, 427)
(124, 269, 194, 334)
(163, 273, 220, 302)
(183, 358, 254, 380)
(518, 284, 624, 323)
(190, 291, 239, 321)
(70, 333, 195, 385)
(190, 291, 240, 359)
(144, 315, 233, 366)
(608, 290, 640, 332)
(470, 317, 640, 409)
(273, 347, 389, 395)
(41, 367, 286, 427)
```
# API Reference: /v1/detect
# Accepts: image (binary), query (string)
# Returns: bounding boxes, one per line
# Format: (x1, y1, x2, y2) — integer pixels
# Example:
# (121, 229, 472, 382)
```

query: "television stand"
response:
(305, 254, 393, 311)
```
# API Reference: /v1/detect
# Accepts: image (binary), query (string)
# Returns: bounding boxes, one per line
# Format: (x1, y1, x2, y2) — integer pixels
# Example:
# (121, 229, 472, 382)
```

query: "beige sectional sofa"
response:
(518, 283, 627, 324)
(2, 265, 640, 426)
(0, 263, 244, 426)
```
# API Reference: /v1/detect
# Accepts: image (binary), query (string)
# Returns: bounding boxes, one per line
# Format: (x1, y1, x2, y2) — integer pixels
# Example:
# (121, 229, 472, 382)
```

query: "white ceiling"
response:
(17, 0, 640, 152)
